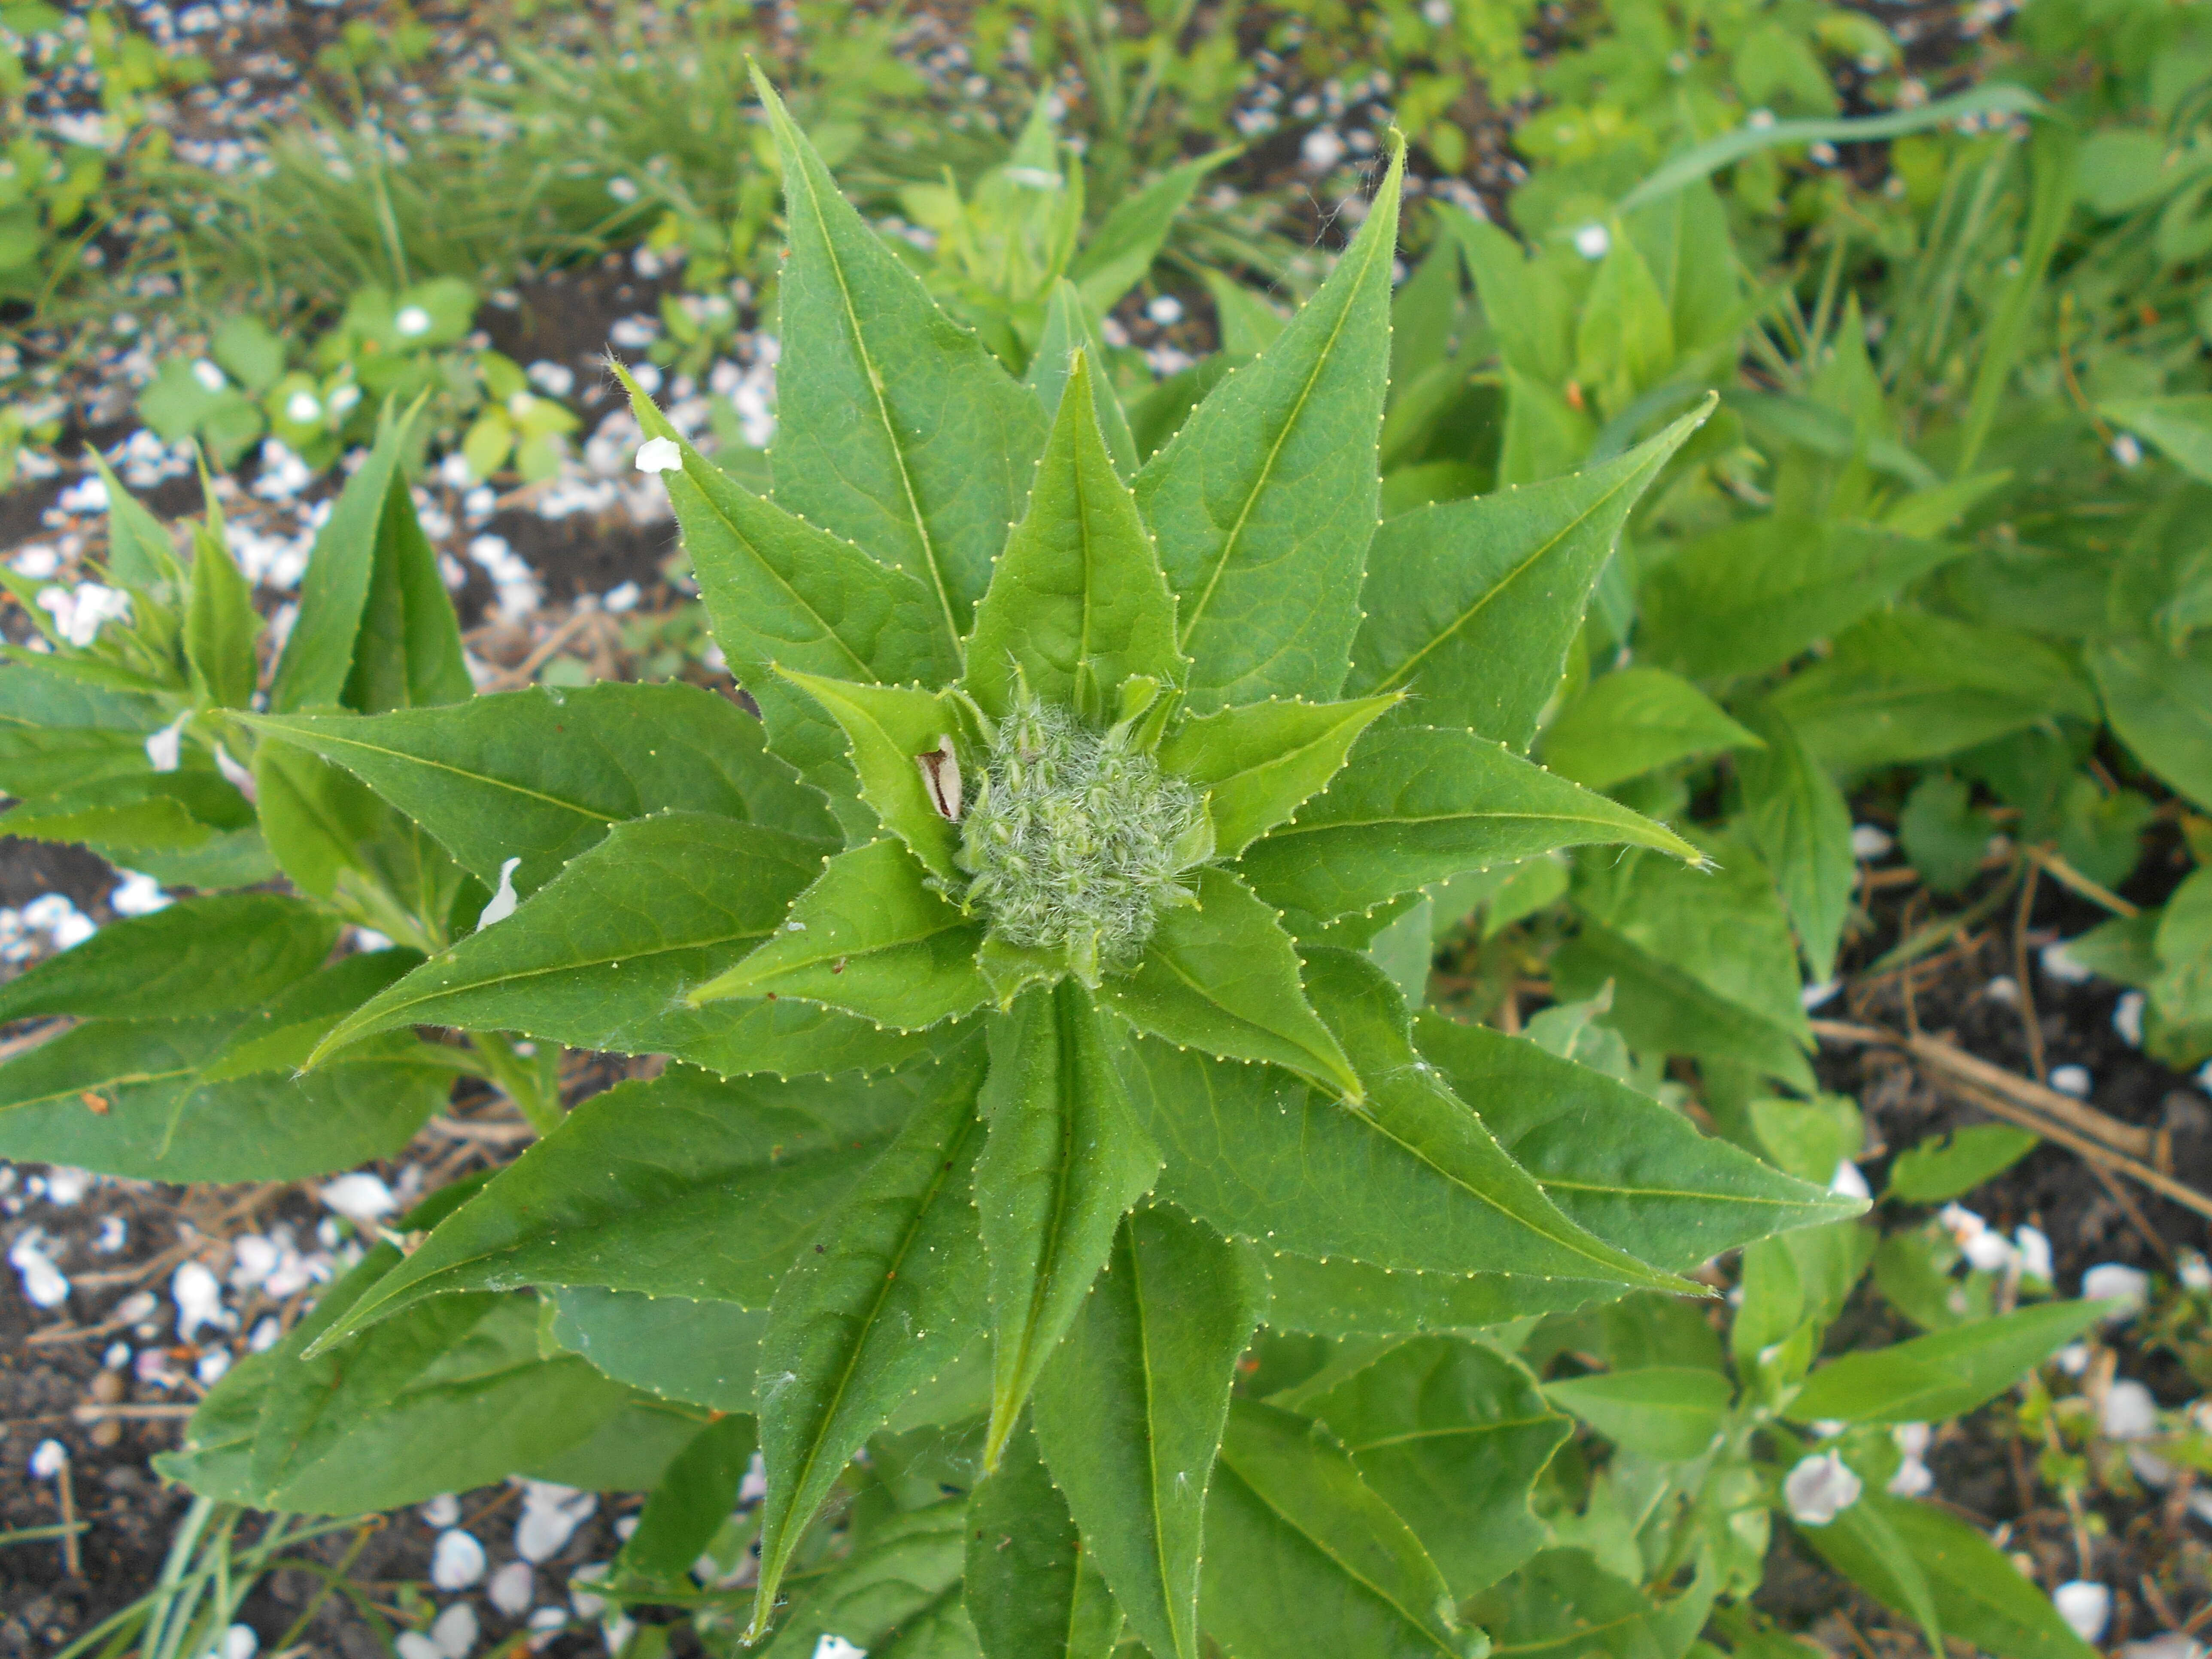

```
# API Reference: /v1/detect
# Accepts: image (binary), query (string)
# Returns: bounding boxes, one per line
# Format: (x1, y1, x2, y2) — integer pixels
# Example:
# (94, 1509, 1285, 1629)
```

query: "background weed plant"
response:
(1, 0, 2211, 1653)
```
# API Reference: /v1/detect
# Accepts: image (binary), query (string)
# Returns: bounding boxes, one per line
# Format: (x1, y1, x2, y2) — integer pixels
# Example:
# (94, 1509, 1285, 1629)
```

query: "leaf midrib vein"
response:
(1227, 1459, 1455, 1652)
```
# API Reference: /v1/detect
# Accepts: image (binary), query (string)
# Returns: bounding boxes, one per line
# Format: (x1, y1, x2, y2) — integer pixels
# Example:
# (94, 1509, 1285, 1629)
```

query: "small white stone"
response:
(2040, 942, 2095, 984)
(2048, 1064, 2092, 1098)
(395, 1635, 443, 1659)
(1146, 294, 1184, 326)
(2053, 1582, 2111, 1644)
(1886, 1457, 1934, 1497)
(172, 1261, 224, 1342)
(395, 306, 434, 337)
(2084, 1262, 2150, 1315)
(1572, 223, 1611, 260)
(29, 1439, 67, 1478)
(2102, 1378, 2159, 1439)
(812, 1638, 869, 1659)
(2057, 1342, 2092, 1376)
(1829, 1161, 1870, 1201)
(285, 391, 323, 424)
(1783, 1452, 1862, 1525)
(634, 437, 683, 474)
(210, 1624, 258, 1659)
(192, 359, 228, 393)
(318, 1172, 398, 1223)
(487, 1560, 534, 1616)
(2111, 433, 2143, 468)
(2015, 1226, 2053, 1282)
(2115, 991, 2146, 1046)
(2180, 1252, 2212, 1293)
(1850, 824, 1893, 860)
(432, 1528, 488, 1590)
(111, 871, 171, 916)
(420, 1493, 462, 1528)
(431, 1601, 478, 1659)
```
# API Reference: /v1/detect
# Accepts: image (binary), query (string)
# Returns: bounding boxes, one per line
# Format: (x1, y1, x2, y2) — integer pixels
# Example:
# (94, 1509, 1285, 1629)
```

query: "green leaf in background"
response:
(86, 451, 184, 590)
(1545, 1366, 1735, 1459)
(185, 521, 259, 711)
(975, 979, 1161, 1465)
(614, 1413, 758, 1589)
(0, 1015, 451, 1182)
(249, 683, 836, 897)
(1262, 1252, 1623, 1334)
(747, 1079, 988, 1639)
(754, 69, 1047, 652)
(1443, 210, 1573, 386)
(0, 894, 335, 1023)
(201, 951, 426, 1082)
(1801, 1491, 2098, 1659)
(1032, 1204, 1263, 1659)
(1574, 231, 1673, 414)
(2089, 635, 2212, 813)
(1884, 1124, 2041, 1203)
(1784, 1297, 2108, 1425)
(760, 1500, 974, 1658)
(1638, 520, 1969, 682)
(1135, 140, 1401, 709)
(690, 837, 991, 1030)
(1238, 725, 1698, 927)
(547, 1289, 769, 1414)
(1155, 694, 1398, 857)
(1125, 951, 1698, 1292)
(1068, 148, 1235, 315)
(1411, 1013, 1858, 1269)
(2100, 395, 2212, 482)
(1302, 1336, 1570, 1599)
(1468, 1548, 1716, 1659)
(1770, 613, 2098, 772)
(1898, 772, 1992, 895)
(0, 658, 172, 800)
(310, 813, 824, 1063)
(1733, 699, 1855, 981)
(1540, 666, 1762, 790)
(1096, 867, 1361, 1100)
(1346, 407, 1705, 748)
(1201, 1399, 1468, 1659)
(966, 351, 1184, 723)
(314, 1057, 961, 1345)
(966, 1416, 1122, 1659)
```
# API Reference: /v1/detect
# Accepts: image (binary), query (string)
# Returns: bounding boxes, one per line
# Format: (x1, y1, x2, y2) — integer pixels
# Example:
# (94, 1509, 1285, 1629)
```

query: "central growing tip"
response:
(957, 696, 1205, 974)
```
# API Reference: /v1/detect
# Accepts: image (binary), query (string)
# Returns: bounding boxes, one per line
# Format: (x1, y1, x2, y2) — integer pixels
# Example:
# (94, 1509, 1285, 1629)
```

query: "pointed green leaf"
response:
(754, 69, 1048, 650)
(975, 980, 1162, 1467)
(1237, 726, 1698, 928)
(0, 894, 335, 1023)
(1156, 694, 1399, 857)
(1201, 1399, 1467, 1659)
(85, 452, 184, 590)
(691, 837, 991, 1030)
(1734, 699, 1854, 979)
(2099, 395, 2212, 483)
(1469, 1548, 1718, 1659)
(199, 950, 427, 1082)
(0, 1015, 451, 1182)
(185, 523, 259, 711)
(777, 669, 964, 879)
(748, 1077, 989, 1638)
(1544, 1367, 1734, 1458)
(967, 352, 1184, 723)
(2090, 635, 2212, 814)
(1345, 406, 1705, 748)
(1032, 1205, 1264, 1659)
(1122, 947, 1695, 1291)
(966, 1416, 1123, 1659)
(1134, 142, 1402, 709)
(314, 1054, 972, 1347)
(1539, 667, 1763, 790)
(1784, 1298, 2109, 1426)
(1262, 1253, 1625, 1334)
(1096, 867, 1360, 1100)
(1637, 519, 1970, 682)
(309, 812, 824, 1062)
(1025, 283, 1141, 481)
(1301, 1336, 1571, 1599)
(247, 683, 835, 898)
(272, 403, 469, 713)
(1410, 1012, 1858, 1270)
(614, 1414, 760, 1590)
(547, 1288, 769, 1413)
(1442, 210, 1572, 386)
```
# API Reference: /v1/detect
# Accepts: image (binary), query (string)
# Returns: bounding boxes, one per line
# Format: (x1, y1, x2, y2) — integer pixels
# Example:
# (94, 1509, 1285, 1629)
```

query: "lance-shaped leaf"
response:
(308, 812, 824, 1063)
(1156, 694, 1399, 857)
(1784, 1298, 2108, 1427)
(270, 403, 471, 714)
(975, 980, 1163, 1468)
(1120, 949, 1698, 1291)
(186, 521, 259, 711)
(748, 1080, 989, 1640)
(1263, 1253, 1626, 1335)
(1068, 148, 1236, 316)
(966, 352, 1184, 723)
(309, 1055, 973, 1349)
(1539, 666, 1762, 790)
(1298, 1337, 1571, 1601)
(966, 1416, 1123, 1659)
(1032, 1205, 1265, 1659)
(762, 1500, 975, 1658)
(1201, 1399, 1467, 1659)
(1236, 725, 1698, 927)
(0, 1016, 453, 1183)
(690, 837, 991, 1031)
(247, 683, 835, 899)
(614, 1414, 759, 1591)
(776, 669, 964, 879)
(548, 1288, 768, 1414)
(1025, 282, 1140, 480)
(1096, 867, 1361, 1100)
(0, 894, 335, 1023)
(1734, 698, 1855, 980)
(1346, 403, 1707, 748)
(2090, 636, 2212, 814)
(754, 69, 1048, 652)
(1135, 140, 1401, 710)
(1411, 1012, 1857, 1270)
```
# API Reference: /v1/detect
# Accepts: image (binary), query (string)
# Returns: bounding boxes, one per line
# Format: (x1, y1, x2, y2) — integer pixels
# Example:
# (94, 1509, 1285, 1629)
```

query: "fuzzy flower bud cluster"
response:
(958, 695, 1209, 977)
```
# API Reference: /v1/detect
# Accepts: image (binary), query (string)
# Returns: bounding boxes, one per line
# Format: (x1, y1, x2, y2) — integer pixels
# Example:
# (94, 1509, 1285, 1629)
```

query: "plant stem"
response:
(473, 1031, 565, 1136)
